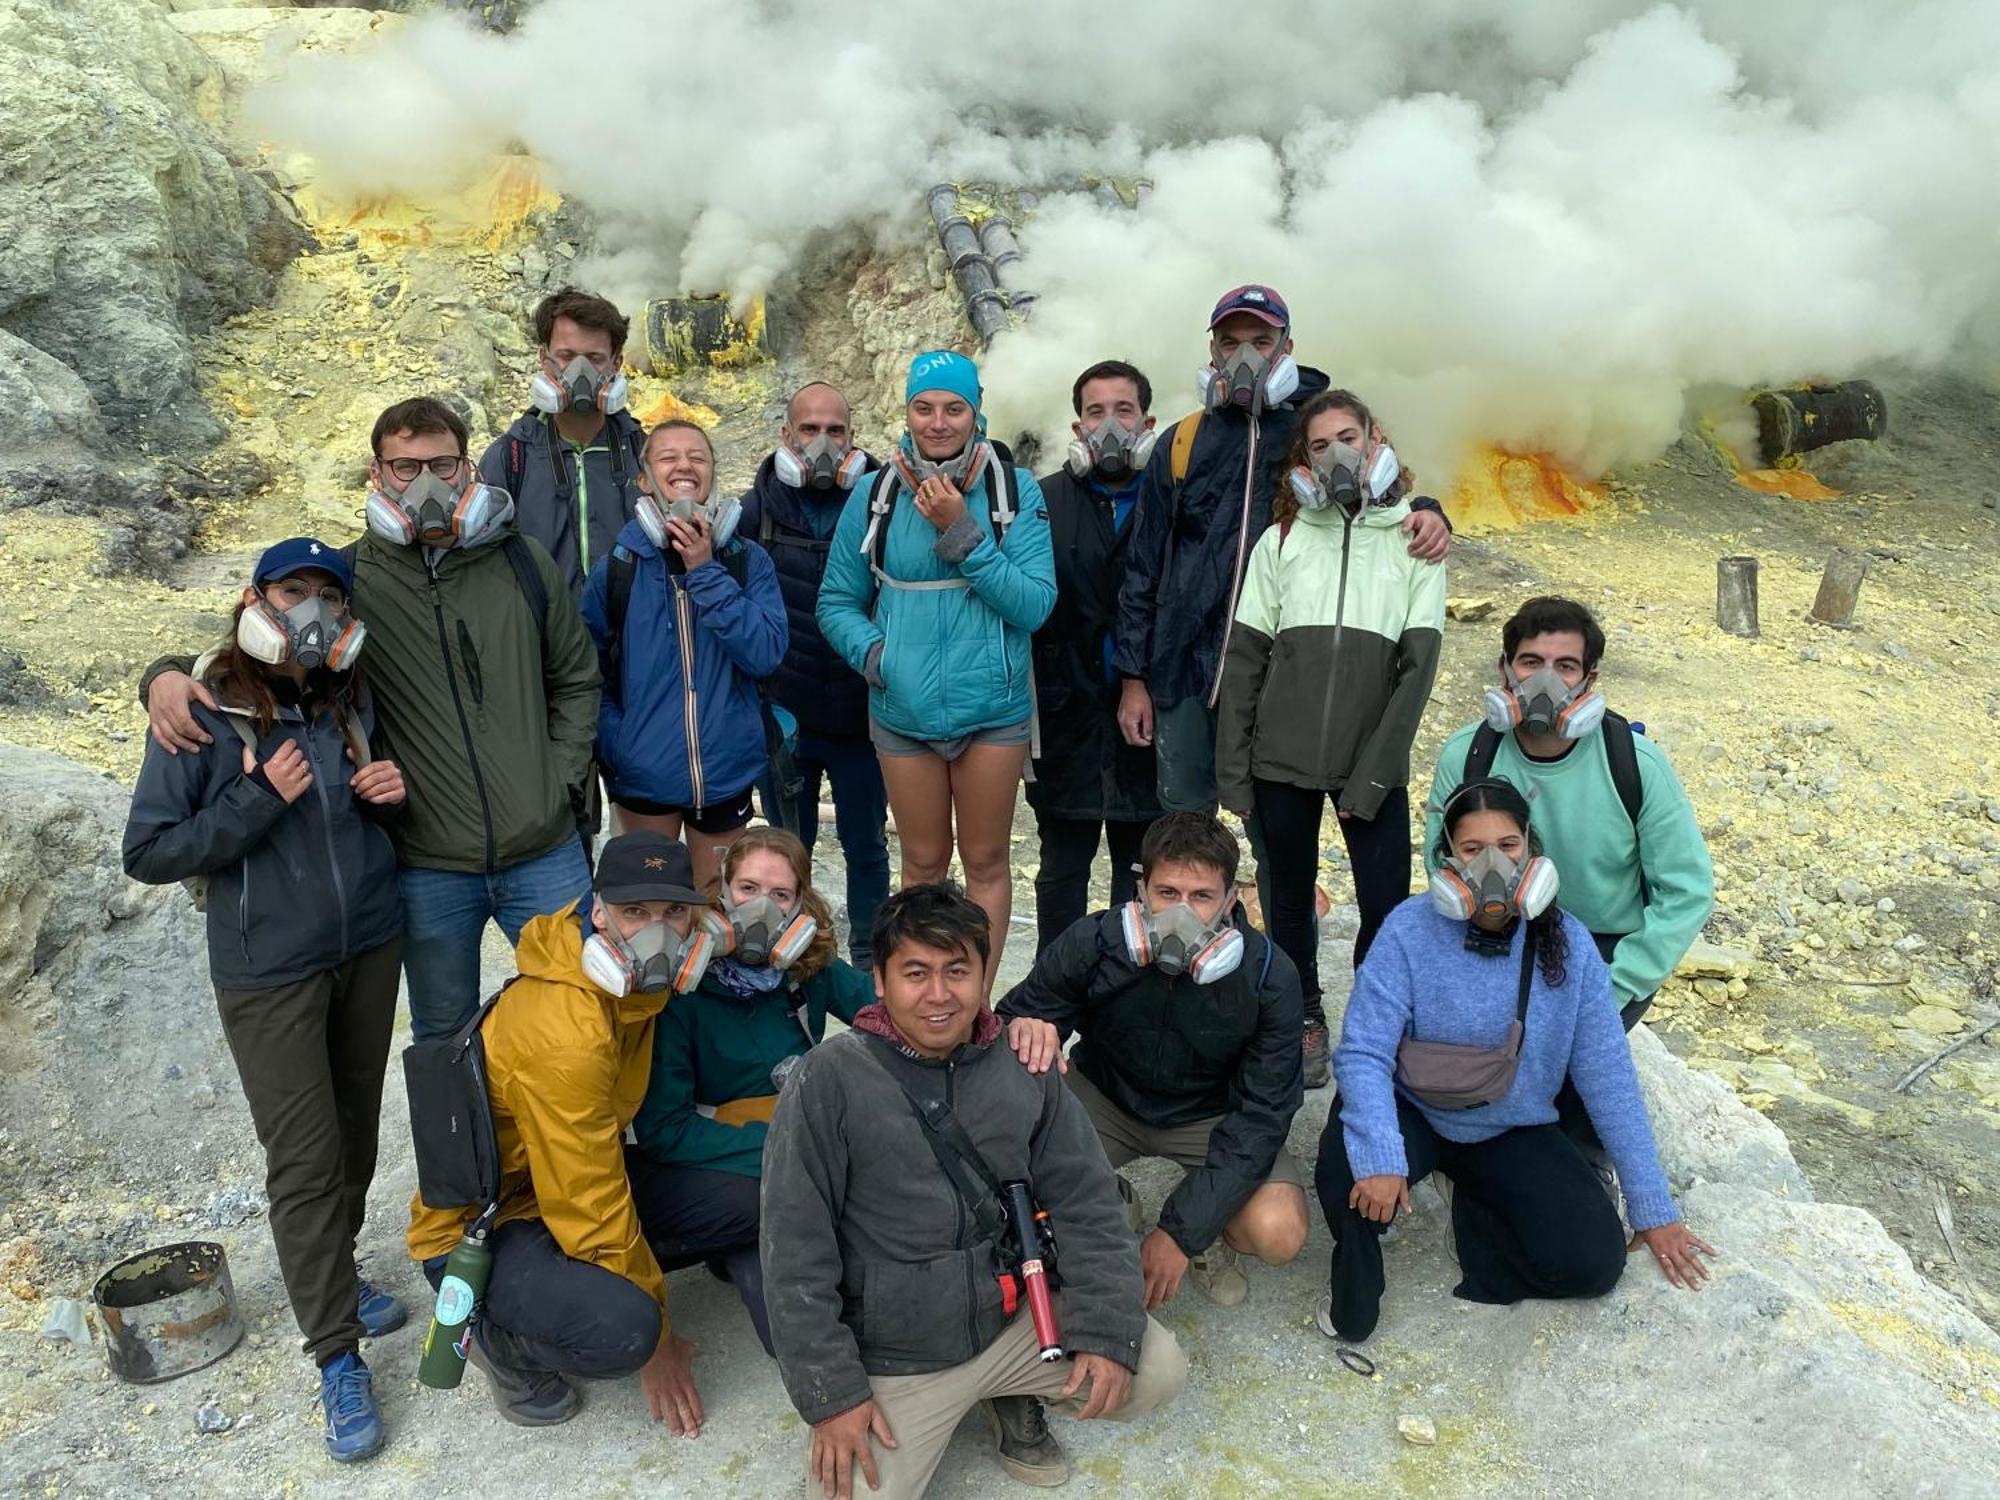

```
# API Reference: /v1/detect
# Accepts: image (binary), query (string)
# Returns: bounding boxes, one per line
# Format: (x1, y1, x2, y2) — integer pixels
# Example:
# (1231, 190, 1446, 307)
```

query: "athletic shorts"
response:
(612, 783, 757, 834)
(870, 716, 1031, 762)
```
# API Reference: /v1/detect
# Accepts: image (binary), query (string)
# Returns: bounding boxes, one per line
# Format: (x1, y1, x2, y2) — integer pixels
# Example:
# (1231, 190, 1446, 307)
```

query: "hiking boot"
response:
(1301, 1022, 1331, 1090)
(1188, 1243, 1249, 1308)
(985, 1395, 1069, 1487)
(466, 1325, 581, 1427)
(355, 1278, 407, 1338)
(319, 1350, 385, 1463)
(1115, 1173, 1144, 1235)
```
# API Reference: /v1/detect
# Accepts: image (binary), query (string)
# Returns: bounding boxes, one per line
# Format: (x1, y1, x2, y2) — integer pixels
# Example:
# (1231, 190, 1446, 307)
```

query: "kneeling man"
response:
(763, 883, 1186, 1499)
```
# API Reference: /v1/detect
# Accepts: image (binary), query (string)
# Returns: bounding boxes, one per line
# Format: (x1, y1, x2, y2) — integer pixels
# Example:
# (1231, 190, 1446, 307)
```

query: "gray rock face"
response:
(0, 0, 309, 470)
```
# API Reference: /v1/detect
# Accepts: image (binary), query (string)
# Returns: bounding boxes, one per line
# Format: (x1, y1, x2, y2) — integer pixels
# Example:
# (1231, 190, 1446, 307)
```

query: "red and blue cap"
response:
(253, 537, 352, 593)
(1208, 284, 1290, 331)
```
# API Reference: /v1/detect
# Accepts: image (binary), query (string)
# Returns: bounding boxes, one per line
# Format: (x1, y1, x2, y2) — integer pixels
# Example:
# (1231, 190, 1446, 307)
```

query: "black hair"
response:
(370, 396, 468, 458)
(1434, 778, 1568, 986)
(533, 285, 630, 352)
(870, 881, 991, 974)
(1502, 596, 1606, 673)
(1071, 360, 1153, 416)
(1139, 811, 1240, 891)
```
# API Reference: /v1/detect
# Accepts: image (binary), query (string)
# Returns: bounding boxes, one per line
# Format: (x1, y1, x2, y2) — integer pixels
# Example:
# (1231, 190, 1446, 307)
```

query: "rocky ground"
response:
(1, 3, 1998, 1496)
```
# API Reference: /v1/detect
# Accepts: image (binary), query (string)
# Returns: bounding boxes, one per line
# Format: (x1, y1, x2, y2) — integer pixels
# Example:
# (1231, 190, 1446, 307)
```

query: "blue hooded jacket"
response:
(582, 519, 787, 810)
(816, 452, 1056, 742)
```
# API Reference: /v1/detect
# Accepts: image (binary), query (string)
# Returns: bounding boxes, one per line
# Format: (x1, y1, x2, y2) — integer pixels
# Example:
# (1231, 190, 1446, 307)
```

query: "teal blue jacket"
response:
(816, 457, 1056, 741)
(632, 958, 872, 1179)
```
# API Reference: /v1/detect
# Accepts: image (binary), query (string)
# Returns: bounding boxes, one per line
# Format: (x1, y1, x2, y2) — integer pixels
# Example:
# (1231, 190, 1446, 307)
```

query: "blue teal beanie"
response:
(904, 350, 982, 410)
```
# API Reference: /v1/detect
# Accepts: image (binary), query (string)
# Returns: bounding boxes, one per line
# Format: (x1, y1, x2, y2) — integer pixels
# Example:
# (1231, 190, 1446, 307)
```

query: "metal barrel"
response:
(639, 296, 768, 378)
(93, 1241, 245, 1385)
(1751, 381, 1887, 464)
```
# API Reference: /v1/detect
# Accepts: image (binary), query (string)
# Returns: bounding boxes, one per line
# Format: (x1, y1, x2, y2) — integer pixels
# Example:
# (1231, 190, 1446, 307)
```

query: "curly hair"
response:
(706, 827, 839, 981)
(1272, 388, 1417, 526)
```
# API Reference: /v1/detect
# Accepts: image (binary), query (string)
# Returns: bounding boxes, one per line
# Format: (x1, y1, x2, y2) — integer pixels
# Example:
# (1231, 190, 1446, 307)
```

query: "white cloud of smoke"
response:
(253, 0, 2000, 481)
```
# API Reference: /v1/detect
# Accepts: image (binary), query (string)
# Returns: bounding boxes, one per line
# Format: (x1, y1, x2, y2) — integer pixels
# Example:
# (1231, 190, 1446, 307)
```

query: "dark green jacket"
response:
(632, 958, 871, 1178)
(143, 530, 599, 874)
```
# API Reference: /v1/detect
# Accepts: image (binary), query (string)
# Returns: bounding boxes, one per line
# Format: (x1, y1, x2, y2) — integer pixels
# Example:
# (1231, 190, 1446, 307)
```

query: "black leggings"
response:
(626, 1152, 773, 1355)
(1252, 781, 1411, 1027)
(1032, 814, 1152, 952)
(1313, 1093, 1627, 1342)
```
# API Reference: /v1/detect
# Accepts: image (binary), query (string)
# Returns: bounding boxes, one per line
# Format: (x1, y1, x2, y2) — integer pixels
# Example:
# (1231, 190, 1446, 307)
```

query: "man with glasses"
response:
(479, 286, 648, 597)
(138, 397, 602, 1041)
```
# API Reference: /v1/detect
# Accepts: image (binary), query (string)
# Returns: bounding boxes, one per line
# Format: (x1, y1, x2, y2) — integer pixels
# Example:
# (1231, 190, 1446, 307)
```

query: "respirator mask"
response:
(636, 483, 742, 554)
(1288, 441, 1403, 515)
(366, 467, 515, 551)
(1065, 417, 1158, 482)
(581, 911, 715, 998)
(529, 353, 629, 418)
(1118, 899, 1244, 985)
(1482, 664, 1606, 740)
(1429, 846, 1559, 927)
(711, 892, 817, 970)
(775, 433, 868, 492)
(237, 593, 365, 673)
(1198, 344, 1301, 415)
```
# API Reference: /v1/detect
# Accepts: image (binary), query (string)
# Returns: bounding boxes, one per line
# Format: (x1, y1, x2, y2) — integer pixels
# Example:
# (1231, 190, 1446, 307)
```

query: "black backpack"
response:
(1461, 708, 1645, 829)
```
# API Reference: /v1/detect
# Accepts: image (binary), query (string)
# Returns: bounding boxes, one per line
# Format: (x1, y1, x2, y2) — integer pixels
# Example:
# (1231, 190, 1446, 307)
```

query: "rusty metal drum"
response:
(93, 1241, 245, 1384)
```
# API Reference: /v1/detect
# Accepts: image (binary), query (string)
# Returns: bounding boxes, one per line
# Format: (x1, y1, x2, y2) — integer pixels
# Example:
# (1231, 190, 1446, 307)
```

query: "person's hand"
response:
(1117, 679, 1154, 747)
(246, 740, 313, 804)
(1402, 508, 1451, 562)
(350, 759, 406, 806)
(1006, 1017, 1067, 1075)
(667, 512, 715, 571)
(1349, 1174, 1410, 1225)
(1631, 1222, 1718, 1290)
(912, 473, 968, 533)
(640, 1329, 704, 1436)
(1139, 1227, 1190, 1309)
(148, 671, 216, 755)
(1061, 1353, 1133, 1420)
(1336, 807, 1353, 822)
(810, 1398, 897, 1499)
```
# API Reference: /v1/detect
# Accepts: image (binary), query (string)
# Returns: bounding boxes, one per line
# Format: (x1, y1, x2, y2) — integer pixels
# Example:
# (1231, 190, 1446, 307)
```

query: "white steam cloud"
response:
(253, 0, 2000, 482)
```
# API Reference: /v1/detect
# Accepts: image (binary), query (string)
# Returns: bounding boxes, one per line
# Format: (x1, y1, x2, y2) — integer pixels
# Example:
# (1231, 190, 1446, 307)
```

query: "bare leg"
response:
(613, 806, 685, 841)
(948, 743, 1029, 994)
(687, 823, 748, 892)
(1220, 1182, 1311, 1266)
(878, 752, 955, 886)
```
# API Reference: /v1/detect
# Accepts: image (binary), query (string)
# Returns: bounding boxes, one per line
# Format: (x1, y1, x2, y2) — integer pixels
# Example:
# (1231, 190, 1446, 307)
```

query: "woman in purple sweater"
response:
(1316, 778, 1714, 1342)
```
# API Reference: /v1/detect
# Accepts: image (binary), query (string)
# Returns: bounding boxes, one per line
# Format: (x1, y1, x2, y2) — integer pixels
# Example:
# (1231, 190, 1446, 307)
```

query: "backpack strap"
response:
(1463, 722, 1504, 784)
(605, 543, 638, 687)
(1169, 411, 1202, 487)
(858, 1033, 1009, 1242)
(1599, 709, 1645, 828)
(505, 435, 527, 503)
(501, 534, 550, 654)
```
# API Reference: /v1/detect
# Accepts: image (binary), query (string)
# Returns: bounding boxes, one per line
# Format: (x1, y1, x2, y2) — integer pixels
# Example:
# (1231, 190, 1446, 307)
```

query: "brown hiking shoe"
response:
(1115, 1173, 1144, 1235)
(985, 1395, 1069, 1487)
(1302, 1021, 1331, 1090)
(1188, 1243, 1250, 1307)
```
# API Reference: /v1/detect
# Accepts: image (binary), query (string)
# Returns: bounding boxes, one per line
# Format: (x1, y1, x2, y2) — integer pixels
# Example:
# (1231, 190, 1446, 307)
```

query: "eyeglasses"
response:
(382, 455, 467, 483)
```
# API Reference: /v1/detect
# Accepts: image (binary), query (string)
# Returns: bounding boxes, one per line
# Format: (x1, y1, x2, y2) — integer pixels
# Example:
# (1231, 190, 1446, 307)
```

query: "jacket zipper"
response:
(430, 567, 498, 871)
(238, 849, 253, 964)
(301, 719, 352, 958)
(1316, 513, 1356, 758)
(945, 1059, 979, 1356)
(674, 576, 705, 808)
(1207, 414, 1260, 708)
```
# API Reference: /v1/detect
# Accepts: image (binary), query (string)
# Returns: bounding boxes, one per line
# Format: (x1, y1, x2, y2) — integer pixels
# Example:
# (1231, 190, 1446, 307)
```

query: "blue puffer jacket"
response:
(582, 519, 787, 810)
(817, 452, 1056, 742)
(736, 452, 881, 740)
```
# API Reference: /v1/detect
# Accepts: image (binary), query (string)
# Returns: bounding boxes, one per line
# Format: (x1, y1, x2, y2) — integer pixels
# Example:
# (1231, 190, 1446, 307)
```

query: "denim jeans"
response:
(398, 834, 593, 1041)
(760, 729, 889, 965)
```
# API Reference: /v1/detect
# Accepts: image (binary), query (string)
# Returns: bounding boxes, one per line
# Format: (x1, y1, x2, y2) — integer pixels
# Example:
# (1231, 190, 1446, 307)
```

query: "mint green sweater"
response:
(1424, 721, 1714, 1005)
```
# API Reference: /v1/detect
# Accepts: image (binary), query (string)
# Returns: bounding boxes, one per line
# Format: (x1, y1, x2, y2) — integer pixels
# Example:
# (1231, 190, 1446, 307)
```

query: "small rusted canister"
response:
(93, 1241, 245, 1384)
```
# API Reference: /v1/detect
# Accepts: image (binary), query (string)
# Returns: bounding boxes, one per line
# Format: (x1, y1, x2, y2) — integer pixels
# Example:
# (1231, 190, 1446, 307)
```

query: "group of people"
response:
(120, 278, 1720, 1495)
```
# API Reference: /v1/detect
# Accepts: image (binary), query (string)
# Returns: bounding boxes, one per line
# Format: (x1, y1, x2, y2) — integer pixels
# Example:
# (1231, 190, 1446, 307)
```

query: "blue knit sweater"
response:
(1334, 896, 1679, 1231)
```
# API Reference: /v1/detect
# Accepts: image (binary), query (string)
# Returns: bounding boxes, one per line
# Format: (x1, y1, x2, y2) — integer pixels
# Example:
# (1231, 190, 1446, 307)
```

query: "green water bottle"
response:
(418, 1217, 494, 1390)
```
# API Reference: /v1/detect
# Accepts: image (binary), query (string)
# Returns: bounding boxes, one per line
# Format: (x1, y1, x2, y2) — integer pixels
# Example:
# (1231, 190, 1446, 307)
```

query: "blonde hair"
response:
(706, 827, 839, 981)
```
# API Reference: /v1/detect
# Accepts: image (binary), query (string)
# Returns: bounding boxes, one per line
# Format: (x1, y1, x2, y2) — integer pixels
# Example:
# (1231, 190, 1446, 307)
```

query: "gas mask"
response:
(581, 912, 714, 997)
(897, 437, 985, 489)
(1430, 846, 1559, 926)
(529, 353, 629, 418)
(774, 433, 868, 492)
(636, 486, 743, 553)
(710, 892, 817, 970)
(1288, 441, 1402, 515)
(237, 593, 365, 673)
(1483, 664, 1606, 740)
(366, 468, 516, 551)
(1197, 344, 1301, 415)
(1118, 899, 1245, 985)
(1065, 417, 1158, 482)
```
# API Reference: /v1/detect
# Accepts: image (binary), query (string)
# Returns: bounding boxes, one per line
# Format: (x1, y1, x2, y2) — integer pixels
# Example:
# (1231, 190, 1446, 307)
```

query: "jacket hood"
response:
(517, 901, 669, 1026)
(1288, 364, 1332, 409)
(851, 1001, 1002, 1058)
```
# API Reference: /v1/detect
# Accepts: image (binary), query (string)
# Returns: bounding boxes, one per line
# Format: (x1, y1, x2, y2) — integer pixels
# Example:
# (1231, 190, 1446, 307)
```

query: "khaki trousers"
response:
(1066, 1065, 1305, 1188)
(801, 1311, 1187, 1500)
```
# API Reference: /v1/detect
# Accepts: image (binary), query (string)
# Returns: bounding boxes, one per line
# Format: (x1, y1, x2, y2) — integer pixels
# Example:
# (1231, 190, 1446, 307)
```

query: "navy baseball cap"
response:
(595, 833, 702, 904)
(254, 537, 352, 592)
(1208, 284, 1290, 330)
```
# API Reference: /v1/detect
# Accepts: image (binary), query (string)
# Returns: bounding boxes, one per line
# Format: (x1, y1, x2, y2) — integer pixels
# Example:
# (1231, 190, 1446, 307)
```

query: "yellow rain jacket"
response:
(407, 902, 669, 1311)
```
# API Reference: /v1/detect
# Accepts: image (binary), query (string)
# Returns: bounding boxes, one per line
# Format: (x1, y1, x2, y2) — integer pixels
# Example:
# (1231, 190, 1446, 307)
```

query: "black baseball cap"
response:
(593, 833, 701, 904)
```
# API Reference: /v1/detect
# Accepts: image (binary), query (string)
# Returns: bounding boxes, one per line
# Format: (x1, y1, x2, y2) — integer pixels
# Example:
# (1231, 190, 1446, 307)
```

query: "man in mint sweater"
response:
(1424, 596, 1715, 1023)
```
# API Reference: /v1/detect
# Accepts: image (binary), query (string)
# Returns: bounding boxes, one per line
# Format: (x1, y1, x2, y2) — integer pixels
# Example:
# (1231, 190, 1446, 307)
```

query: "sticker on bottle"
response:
(434, 1274, 476, 1327)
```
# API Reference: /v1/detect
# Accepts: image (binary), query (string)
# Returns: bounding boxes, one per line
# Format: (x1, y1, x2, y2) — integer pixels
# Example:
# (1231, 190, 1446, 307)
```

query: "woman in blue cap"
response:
(123, 538, 409, 1464)
(818, 351, 1056, 990)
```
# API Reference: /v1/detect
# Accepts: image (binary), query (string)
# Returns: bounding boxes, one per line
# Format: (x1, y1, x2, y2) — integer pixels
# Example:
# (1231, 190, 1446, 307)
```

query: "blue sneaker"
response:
(319, 1351, 385, 1463)
(356, 1278, 407, 1338)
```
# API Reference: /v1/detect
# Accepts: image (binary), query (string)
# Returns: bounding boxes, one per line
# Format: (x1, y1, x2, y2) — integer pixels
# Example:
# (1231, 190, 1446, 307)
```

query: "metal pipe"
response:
(1716, 556, 1760, 639)
(928, 184, 1008, 345)
(1809, 548, 1870, 628)
(977, 216, 1036, 316)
